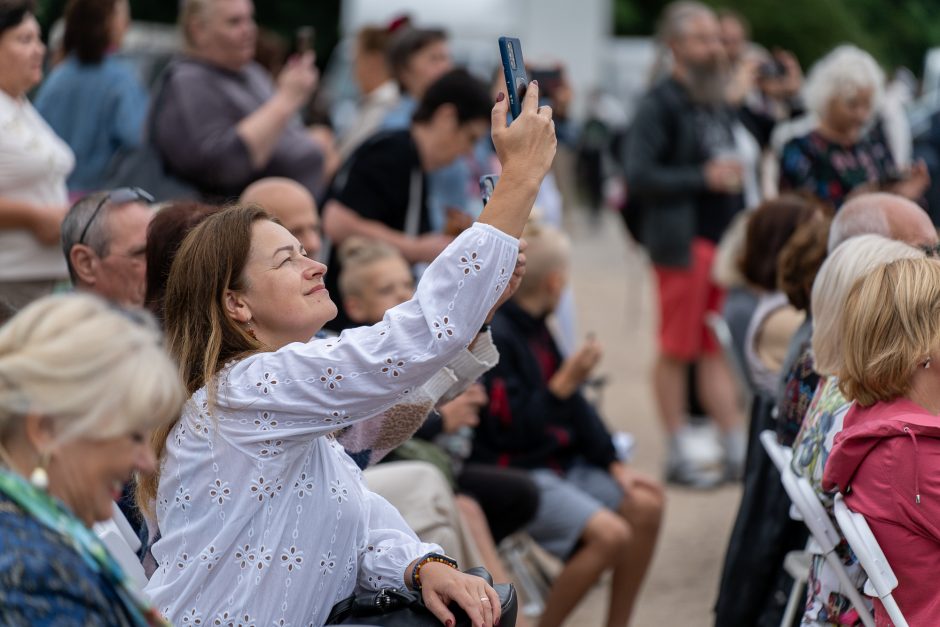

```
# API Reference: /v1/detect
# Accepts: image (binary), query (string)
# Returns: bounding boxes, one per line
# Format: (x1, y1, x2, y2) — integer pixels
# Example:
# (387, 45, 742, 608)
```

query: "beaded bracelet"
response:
(410, 552, 458, 590)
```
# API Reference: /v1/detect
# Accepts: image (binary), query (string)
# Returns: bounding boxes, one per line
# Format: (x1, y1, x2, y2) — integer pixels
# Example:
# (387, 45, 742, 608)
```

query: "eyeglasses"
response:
(77, 187, 155, 246)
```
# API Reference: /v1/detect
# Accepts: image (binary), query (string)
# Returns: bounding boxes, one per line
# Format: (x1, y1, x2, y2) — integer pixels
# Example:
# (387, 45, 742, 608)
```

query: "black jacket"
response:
(624, 77, 707, 268)
(471, 301, 617, 472)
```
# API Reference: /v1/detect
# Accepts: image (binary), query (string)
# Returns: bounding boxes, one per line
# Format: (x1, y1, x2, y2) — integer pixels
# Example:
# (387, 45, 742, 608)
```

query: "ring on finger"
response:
(480, 596, 490, 603)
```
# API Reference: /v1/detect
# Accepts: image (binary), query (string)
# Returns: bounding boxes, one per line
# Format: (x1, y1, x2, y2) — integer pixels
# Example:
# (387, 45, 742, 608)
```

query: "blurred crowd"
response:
(1, 0, 940, 625)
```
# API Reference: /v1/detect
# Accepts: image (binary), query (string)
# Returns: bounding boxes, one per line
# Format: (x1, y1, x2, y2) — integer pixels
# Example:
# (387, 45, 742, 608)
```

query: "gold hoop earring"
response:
(246, 323, 257, 340)
(30, 451, 50, 490)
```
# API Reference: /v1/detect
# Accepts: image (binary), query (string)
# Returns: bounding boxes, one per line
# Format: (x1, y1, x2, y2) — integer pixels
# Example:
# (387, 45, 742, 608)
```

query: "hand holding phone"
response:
(498, 36, 529, 120)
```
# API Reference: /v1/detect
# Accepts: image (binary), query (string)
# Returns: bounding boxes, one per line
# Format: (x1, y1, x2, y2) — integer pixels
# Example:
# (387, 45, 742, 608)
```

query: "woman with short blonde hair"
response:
(824, 256, 940, 626)
(0, 293, 184, 624)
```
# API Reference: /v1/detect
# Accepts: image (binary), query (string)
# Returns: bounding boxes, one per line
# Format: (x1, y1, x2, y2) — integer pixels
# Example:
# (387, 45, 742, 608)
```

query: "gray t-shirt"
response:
(153, 58, 324, 198)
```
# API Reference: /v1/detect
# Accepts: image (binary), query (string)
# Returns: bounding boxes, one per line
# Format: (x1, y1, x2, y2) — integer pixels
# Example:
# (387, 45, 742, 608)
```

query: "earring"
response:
(925, 358, 932, 370)
(29, 451, 49, 490)
(246, 323, 257, 340)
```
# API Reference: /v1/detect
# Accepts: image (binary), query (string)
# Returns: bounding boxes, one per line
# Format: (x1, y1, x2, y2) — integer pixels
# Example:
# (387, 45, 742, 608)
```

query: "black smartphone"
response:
(479, 174, 499, 206)
(296, 26, 315, 54)
(498, 36, 528, 120)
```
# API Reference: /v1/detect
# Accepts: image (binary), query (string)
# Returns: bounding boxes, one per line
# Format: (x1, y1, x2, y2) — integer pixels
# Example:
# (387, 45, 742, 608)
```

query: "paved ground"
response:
(547, 208, 743, 627)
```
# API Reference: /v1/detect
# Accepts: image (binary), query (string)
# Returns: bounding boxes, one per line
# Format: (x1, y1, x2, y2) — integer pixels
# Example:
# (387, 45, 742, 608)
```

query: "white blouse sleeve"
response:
(215, 223, 517, 441)
(356, 490, 442, 592)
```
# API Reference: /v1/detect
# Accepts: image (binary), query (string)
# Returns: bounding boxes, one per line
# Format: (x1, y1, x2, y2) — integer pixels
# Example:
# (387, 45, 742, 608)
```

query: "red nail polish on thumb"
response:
(496, 92, 505, 103)
(445, 620, 454, 627)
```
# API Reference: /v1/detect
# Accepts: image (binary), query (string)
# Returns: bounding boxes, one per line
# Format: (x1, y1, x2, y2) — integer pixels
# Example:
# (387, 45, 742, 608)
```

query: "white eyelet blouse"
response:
(145, 223, 518, 627)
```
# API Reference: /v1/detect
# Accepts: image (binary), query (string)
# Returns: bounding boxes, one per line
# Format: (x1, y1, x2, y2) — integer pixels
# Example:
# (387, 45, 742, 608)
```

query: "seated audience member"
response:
(142, 86, 554, 626)
(779, 45, 929, 210)
(824, 257, 940, 626)
(337, 24, 399, 160)
(240, 176, 321, 259)
(0, 294, 185, 624)
(0, 1, 74, 312)
(337, 238, 540, 597)
(737, 195, 821, 398)
(826, 191, 938, 251)
(474, 222, 664, 627)
(34, 0, 148, 193)
(152, 0, 326, 199)
(322, 68, 492, 330)
(382, 26, 451, 130)
(144, 200, 221, 323)
(791, 235, 922, 626)
(773, 214, 830, 445)
(60, 188, 154, 307)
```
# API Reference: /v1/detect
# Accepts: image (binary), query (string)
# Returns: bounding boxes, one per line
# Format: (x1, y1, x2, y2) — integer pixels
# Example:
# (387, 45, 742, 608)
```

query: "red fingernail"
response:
(446, 621, 454, 627)
(496, 92, 505, 102)
(532, 79, 539, 86)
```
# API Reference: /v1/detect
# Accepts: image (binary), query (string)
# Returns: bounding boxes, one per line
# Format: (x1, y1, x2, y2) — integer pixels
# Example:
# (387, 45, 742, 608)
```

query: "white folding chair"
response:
(785, 469, 875, 626)
(93, 502, 148, 591)
(833, 494, 910, 627)
(759, 430, 812, 627)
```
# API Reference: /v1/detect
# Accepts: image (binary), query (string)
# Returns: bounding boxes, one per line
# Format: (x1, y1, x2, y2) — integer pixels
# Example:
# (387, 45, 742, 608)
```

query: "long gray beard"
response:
(685, 64, 728, 106)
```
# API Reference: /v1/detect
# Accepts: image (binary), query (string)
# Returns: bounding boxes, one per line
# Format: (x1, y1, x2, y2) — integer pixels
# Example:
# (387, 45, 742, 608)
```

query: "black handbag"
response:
(325, 567, 517, 627)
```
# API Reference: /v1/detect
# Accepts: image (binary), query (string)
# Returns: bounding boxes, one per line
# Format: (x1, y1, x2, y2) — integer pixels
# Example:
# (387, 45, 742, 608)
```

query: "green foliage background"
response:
(615, 0, 940, 75)
(34, 0, 342, 66)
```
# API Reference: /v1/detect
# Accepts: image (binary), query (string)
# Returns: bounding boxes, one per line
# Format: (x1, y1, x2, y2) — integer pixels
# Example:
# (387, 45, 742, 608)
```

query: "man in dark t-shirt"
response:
(322, 68, 491, 330)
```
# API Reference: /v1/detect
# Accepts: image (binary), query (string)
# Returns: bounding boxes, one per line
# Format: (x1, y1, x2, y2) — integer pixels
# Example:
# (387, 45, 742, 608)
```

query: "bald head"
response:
(241, 177, 321, 259)
(829, 192, 937, 252)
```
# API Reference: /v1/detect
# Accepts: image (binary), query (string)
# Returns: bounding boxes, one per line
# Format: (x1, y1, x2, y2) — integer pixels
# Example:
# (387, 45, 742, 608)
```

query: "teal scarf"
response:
(0, 469, 168, 626)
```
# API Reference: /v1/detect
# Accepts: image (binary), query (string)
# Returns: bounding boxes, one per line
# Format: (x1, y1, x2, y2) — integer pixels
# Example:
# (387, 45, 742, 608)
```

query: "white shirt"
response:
(0, 89, 73, 281)
(146, 223, 519, 626)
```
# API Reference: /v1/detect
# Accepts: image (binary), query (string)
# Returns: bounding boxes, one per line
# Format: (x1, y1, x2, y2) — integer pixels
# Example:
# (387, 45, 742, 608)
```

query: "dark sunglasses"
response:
(77, 187, 155, 246)
(920, 242, 940, 259)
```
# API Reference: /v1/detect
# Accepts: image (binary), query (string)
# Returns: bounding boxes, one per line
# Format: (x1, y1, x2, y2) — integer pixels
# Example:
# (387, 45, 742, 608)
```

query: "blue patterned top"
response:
(0, 492, 139, 626)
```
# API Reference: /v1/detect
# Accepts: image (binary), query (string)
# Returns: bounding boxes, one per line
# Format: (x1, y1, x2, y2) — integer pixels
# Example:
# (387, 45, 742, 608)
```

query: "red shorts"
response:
(654, 238, 725, 361)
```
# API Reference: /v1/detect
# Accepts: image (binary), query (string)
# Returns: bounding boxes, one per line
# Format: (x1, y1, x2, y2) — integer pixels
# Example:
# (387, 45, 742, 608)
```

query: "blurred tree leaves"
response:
(34, 0, 341, 66)
(614, 0, 939, 76)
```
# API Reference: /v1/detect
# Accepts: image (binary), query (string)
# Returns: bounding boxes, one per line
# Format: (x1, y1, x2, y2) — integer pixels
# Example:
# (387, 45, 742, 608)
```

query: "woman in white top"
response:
(140, 85, 556, 627)
(0, 2, 74, 312)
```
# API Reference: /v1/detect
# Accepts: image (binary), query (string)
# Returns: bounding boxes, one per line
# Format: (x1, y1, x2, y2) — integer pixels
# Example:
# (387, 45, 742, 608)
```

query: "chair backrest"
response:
(706, 312, 753, 406)
(93, 504, 148, 591)
(833, 494, 909, 627)
(759, 429, 791, 473)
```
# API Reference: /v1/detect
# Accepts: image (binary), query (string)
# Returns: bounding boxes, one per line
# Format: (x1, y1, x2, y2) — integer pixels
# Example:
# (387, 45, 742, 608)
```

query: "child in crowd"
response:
(337, 238, 540, 618)
(473, 221, 664, 627)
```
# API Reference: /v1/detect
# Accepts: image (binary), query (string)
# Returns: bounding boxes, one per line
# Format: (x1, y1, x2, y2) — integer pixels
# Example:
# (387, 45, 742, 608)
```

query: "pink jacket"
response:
(823, 398, 940, 627)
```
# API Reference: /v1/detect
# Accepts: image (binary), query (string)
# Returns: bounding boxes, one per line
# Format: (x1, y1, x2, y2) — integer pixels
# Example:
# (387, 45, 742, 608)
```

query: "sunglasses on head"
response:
(77, 187, 155, 246)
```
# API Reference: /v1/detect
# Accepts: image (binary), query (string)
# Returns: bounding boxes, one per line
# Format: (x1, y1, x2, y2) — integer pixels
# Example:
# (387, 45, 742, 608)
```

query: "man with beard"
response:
(625, 1, 746, 487)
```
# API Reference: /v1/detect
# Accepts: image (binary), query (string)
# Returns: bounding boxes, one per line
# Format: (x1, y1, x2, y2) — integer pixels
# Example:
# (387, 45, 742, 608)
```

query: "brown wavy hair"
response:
(137, 204, 270, 515)
(63, 0, 119, 64)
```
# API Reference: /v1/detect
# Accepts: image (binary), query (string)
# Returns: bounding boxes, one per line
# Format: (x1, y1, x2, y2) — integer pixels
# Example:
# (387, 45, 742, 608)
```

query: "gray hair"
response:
(60, 191, 113, 282)
(811, 234, 922, 375)
(803, 44, 884, 120)
(827, 194, 891, 252)
(656, 1, 714, 43)
(0, 293, 184, 445)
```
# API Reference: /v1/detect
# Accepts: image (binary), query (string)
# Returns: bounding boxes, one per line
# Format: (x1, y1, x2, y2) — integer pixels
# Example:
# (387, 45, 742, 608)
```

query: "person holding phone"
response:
(152, 0, 327, 199)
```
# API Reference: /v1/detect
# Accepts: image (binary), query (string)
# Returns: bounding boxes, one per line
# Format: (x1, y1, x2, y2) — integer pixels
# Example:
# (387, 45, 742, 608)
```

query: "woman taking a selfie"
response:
(141, 85, 555, 627)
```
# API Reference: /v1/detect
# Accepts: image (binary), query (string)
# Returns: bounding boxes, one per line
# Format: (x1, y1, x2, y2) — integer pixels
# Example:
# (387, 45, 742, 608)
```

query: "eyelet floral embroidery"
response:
(175, 486, 192, 510)
(319, 550, 337, 574)
(181, 608, 204, 625)
(319, 367, 344, 390)
(233, 545, 271, 571)
(253, 411, 278, 431)
(199, 546, 220, 570)
(257, 439, 284, 457)
(293, 473, 315, 498)
(255, 372, 278, 394)
(209, 479, 231, 505)
(432, 315, 455, 341)
(249, 476, 283, 501)
(211, 613, 255, 627)
(329, 479, 348, 503)
(381, 357, 406, 378)
(458, 251, 484, 275)
(280, 546, 304, 572)
(176, 552, 192, 569)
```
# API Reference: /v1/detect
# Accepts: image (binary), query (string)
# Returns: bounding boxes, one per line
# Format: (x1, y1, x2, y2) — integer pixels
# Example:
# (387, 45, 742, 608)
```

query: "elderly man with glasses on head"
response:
(60, 187, 155, 307)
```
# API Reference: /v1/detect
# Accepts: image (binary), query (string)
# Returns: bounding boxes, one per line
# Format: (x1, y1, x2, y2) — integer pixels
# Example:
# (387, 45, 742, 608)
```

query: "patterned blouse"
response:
(0, 493, 139, 625)
(146, 223, 518, 626)
(779, 128, 897, 210)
